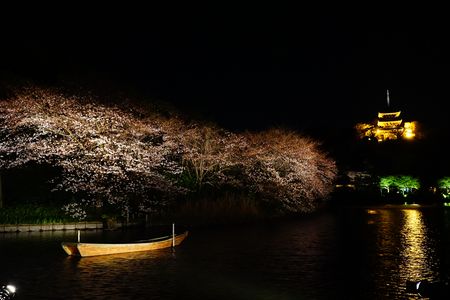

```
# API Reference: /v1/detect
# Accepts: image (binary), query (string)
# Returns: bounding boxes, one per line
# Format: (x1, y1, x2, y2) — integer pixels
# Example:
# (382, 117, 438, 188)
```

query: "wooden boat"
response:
(61, 231, 188, 257)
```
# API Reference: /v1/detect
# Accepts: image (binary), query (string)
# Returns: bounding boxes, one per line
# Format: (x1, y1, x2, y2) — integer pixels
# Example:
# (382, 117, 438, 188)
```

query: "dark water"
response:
(1, 206, 450, 299)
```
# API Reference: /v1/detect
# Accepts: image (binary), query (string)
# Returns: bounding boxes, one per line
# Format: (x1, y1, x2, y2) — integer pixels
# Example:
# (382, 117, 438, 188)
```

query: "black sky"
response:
(1, 8, 449, 134)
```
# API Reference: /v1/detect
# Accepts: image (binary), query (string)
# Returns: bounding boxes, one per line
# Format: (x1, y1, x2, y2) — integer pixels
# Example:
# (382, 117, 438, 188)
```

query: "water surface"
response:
(1, 206, 449, 299)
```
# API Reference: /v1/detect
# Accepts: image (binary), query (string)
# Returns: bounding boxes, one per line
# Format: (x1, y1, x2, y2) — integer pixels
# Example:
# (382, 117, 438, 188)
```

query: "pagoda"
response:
(356, 90, 416, 142)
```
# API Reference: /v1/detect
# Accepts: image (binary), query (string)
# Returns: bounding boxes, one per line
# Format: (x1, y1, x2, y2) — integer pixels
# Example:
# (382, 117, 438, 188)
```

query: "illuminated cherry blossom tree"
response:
(0, 85, 337, 218)
(240, 129, 337, 213)
(0, 86, 185, 215)
(179, 125, 246, 190)
(178, 126, 337, 213)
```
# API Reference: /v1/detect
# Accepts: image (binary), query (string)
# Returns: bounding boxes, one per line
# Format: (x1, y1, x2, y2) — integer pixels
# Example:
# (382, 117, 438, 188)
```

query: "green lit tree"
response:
(379, 175, 420, 196)
(380, 176, 397, 194)
(438, 177, 450, 198)
(395, 176, 420, 196)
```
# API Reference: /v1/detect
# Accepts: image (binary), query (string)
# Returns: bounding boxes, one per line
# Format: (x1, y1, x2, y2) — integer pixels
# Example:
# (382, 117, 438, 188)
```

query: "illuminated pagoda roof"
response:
(378, 111, 401, 118)
(355, 90, 417, 142)
(377, 119, 403, 128)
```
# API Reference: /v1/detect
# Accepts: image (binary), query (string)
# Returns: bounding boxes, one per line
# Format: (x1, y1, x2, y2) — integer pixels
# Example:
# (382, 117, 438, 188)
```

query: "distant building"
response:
(355, 90, 417, 142)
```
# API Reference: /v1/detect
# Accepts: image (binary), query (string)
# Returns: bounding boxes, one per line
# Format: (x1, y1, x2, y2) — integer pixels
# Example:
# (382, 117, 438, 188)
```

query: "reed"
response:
(174, 192, 268, 225)
(0, 205, 74, 224)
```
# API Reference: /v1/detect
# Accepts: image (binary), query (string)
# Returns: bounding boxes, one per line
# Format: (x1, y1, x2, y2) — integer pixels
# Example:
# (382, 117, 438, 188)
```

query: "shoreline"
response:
(0, 221, 104, 233)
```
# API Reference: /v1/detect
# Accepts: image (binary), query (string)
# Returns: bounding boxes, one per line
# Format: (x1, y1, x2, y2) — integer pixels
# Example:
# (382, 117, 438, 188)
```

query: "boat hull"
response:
(61, 231, 188, 257)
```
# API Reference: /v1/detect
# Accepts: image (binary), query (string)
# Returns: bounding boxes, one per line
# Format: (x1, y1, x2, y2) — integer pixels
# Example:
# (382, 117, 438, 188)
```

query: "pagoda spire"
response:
(386, 89, 390, 108)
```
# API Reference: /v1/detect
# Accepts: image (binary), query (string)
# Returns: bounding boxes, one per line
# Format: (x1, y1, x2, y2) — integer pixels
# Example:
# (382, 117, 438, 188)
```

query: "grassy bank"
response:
(0, 205, 78, 224)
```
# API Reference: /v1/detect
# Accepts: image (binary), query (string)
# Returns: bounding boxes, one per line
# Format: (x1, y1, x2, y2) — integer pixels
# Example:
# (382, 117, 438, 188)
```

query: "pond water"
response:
(1, 206, 449, 299)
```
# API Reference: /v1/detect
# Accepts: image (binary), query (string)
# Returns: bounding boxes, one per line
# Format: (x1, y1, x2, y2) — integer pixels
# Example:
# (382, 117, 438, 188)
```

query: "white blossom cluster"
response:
(0, 86, 337, 215)
(239, 129, 337, 212)
(62, 202, 87, 220)
(0, 86, 185, 213)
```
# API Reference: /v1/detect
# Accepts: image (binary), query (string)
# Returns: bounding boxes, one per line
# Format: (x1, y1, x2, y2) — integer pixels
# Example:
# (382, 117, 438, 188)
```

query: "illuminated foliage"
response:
(239, 129, 337, 213)
(379, 175, 420, 195)
(438, 177, 450, 198)
(179, 127, 337, 213)
(403, 122, 416, 139)
(0, 86, 186, 215)
(355, 123, 373, 139)
(380, 176, 397, 193)
(180, 125, 245, 190)
(0, 86, 337, 217)
(395, 176, 420, 194)
(438, 177, 450, 190)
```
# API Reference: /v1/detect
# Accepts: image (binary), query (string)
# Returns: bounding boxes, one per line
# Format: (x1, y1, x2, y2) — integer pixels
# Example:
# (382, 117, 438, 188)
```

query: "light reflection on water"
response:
(63, 250, 177, 299)
(369, 208, 440, 299)
(0, 207, 447, 299)
(400, 209, 436, 281)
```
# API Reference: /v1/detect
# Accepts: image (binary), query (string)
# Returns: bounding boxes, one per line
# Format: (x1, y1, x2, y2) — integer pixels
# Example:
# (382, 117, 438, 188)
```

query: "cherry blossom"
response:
(0, 86, 337, 217)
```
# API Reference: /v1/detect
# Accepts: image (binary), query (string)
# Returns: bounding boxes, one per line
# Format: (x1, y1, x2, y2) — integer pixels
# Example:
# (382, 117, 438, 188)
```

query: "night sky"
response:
(1, 8, 449, 134)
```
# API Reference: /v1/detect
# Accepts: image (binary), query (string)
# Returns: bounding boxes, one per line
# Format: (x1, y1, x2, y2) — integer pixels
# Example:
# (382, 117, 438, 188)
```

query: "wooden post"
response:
(172, 223, 175, 248)
(77, 230, 81, 243)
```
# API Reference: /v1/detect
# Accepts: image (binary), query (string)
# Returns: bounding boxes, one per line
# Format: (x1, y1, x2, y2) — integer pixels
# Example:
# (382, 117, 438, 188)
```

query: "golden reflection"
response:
(372, 208, 438, 297)
(399, 209, 432, 281)
(367, 209, 378, 224)
(73, 249, 173, 268)
(375, 209, 396, 253)
(62, 249, 176, 295)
